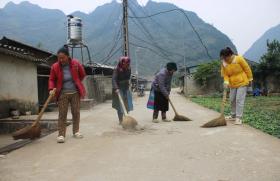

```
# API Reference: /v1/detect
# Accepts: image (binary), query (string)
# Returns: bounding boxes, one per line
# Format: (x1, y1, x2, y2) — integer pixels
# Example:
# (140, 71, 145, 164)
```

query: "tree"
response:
(193, 60, 222, 87)
(254, 40, 280, 83)
(260, 40, 280, 75)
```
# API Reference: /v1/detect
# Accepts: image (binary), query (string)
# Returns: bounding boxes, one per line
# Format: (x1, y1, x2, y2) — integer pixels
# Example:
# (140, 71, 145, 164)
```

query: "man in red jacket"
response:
(49, 45, 86, 143)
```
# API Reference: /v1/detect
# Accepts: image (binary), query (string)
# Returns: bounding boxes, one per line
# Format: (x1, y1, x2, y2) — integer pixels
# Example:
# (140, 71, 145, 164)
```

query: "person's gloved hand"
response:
(115, 89, 120, 93)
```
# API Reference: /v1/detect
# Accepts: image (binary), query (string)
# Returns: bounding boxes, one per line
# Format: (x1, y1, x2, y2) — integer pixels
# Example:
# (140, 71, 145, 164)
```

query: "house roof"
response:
(0, 36, 56, 64)
(84, 63, 115, 76)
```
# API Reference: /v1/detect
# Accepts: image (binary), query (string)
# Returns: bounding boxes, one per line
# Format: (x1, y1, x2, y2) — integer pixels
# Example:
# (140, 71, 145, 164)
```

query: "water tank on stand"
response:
(67, 15, 82, 45)
(66, 15, 92, 66)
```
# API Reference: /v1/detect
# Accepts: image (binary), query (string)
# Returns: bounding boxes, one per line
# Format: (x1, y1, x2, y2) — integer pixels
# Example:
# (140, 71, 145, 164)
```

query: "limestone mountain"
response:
(0, 0, 236, 75)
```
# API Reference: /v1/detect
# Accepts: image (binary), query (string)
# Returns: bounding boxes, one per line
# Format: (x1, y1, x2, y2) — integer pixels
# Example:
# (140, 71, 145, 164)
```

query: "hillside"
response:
(0, 0, 236, 75)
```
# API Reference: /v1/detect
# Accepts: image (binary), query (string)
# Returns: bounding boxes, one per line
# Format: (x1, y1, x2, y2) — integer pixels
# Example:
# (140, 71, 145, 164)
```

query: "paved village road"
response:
(1, 90, 280, 181)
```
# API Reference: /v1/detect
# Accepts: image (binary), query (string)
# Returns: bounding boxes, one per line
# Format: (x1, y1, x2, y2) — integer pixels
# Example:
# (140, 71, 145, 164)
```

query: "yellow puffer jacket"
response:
(221, 55, 253, 88)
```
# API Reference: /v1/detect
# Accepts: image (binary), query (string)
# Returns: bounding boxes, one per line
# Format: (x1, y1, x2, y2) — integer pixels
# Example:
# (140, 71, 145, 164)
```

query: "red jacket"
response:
(48, 59, 86, 100)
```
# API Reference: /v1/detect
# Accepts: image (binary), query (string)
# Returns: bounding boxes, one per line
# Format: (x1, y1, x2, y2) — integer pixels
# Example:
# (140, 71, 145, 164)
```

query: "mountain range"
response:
(0, 0, 237, 75)
(244, 23, 280, 62)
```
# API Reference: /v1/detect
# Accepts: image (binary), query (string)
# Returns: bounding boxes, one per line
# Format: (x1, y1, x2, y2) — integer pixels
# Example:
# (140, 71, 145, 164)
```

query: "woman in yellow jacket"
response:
(220, 47, 253, 125)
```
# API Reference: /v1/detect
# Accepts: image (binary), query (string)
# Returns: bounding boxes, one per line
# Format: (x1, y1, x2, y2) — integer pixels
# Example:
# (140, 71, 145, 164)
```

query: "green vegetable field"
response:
(191, 96, 280, 138)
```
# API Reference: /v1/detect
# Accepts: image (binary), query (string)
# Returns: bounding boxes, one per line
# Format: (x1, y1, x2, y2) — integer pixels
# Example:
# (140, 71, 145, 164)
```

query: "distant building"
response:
(83, 63, 114, 103)
(0, 36, 56, 118)
(178, 65, 212, 96)
(179, 59, 260, 96)
(0, 36, 132, 118)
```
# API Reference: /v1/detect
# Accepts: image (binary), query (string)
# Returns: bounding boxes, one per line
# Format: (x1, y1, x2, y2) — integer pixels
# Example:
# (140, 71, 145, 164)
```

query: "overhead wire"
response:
(98, 21, 123, 64)
(129, 32, 185, 59)
(127, 5, 175, 61)
(130, 42, 170, 61)
(93, 4, 122, 57)
(128, 8, 213, 60)
(129, 0, 174, 37)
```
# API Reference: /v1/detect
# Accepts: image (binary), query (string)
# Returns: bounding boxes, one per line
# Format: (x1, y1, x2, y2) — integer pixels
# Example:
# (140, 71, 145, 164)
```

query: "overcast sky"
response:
(1, 0, 280, 54)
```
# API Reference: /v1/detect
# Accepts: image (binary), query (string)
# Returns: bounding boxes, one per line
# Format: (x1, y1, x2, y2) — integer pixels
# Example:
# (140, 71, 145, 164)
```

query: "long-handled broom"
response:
(12, 89, 56, 140)
(169, 98, 192, 121)
(201, 88, 227, 128)
(117, 91, 138, 129)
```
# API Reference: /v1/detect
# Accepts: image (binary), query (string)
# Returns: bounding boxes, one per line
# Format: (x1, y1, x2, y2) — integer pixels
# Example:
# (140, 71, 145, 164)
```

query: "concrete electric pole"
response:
(122, 0, 129, 56)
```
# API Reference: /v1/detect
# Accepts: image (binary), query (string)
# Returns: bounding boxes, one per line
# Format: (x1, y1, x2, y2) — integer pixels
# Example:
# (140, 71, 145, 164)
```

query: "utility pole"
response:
(122, 0, 129, 56)
(182, 21, 187, 76)
(135, 48, 140, 91)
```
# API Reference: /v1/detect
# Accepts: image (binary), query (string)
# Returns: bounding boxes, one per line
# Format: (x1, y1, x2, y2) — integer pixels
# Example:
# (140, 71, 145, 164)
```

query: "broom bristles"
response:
(12, 123, 41, 140)
(201, 115, 227, 128)
(122, 116, 138, 130)
(173, 114, 192, 121)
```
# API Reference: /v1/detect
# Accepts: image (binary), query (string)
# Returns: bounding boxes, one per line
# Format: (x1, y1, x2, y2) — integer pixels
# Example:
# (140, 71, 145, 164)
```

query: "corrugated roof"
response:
(0, 36, 56, 64)
(92, 62, 115, 69)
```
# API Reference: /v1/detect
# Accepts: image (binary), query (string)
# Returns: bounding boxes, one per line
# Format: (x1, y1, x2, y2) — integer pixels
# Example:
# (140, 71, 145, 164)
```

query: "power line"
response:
(128, 1, 193, 66)
(128, 6, 175, 61)
(98, 27, 122, 63)
(129, 18, 173, 62)
(130, 42, 170, 61)
(129, 32, 185, 59)
(128, 8, 213, 60)
(128, 6, 173, 59)
(99, 35, 121, 64)
(128, 0, 174, 38)
(129, 9, 180, 19)
(93, 26, 121, 57)
(93, 6, 122, 57)
(97, 21, 123, 64)
(100, 46, 122, 64)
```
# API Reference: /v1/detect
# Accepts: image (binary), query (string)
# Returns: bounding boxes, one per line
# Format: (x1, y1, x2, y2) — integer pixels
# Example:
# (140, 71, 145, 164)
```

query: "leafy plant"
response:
(191, 96, 280, 138)
(193, 60, 222, 86)
(253, 40, 280, 85)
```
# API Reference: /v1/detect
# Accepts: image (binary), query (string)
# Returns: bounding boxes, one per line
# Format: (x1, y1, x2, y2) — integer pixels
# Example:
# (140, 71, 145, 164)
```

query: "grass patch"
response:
(191, 96, 280, 138)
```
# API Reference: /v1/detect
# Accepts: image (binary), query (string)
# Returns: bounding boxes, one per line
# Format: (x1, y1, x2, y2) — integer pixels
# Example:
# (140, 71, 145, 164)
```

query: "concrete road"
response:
(1, 91, 280, 181)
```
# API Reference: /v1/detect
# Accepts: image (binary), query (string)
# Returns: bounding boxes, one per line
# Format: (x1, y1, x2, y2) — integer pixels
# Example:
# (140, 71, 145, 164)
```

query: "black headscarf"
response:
(57, 45, 69, 56)
(166, 62, 177, 71)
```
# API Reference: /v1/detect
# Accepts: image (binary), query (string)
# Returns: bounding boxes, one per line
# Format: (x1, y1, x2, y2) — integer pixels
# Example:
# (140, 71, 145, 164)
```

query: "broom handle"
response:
(31, 89, 56, 127)
(168, 98, 179, 116)
(117, 91, 128, 116)
(220, 89, 227, 115)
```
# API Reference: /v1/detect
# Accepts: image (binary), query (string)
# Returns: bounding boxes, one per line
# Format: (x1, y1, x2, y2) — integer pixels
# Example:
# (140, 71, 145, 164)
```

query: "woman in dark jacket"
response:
(112, 56, 133, 124)
(49, 45, 86, 143)
(152, 62, 177, 123)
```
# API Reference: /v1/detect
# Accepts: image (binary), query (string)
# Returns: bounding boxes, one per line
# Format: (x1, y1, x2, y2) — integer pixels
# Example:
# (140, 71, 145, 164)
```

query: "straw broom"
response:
(169, 98, 192, 121)
(201, 89, 227, 128)
(12, 89, 56, 140)
(117, 91, 138, 129)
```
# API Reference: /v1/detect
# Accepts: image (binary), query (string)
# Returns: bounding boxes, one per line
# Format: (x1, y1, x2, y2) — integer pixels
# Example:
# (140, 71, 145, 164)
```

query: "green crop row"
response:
(191, 96, 280, 138)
